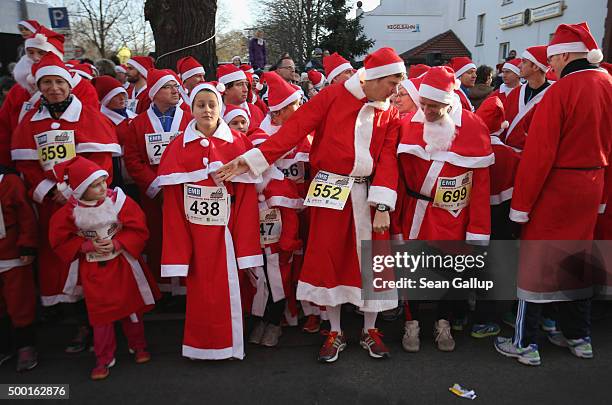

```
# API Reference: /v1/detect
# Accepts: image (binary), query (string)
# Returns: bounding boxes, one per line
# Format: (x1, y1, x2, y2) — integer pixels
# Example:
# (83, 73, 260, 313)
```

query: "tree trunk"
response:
(144, 0, 218, 80)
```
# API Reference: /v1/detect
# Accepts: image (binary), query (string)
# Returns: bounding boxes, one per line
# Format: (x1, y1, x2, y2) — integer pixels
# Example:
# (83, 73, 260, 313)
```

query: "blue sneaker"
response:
(494, 337, 541, 366)
(540, 318, 557, 332)
(471, 323, 501, 338)
(567, 337, 593, 359)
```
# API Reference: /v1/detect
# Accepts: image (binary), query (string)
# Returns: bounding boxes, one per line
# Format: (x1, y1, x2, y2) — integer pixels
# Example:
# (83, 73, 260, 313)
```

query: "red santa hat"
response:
(547, 22, 603, 64)
(217, 64, 247, 85)
(502, 58, 521, 76)
(147, 68, 180, 100)
(92, 75, 127, 106)
(418, 66, 458, 105)
(600, 62, 612, 75)
(240, 64, 255, 74)
(18, 19, 41, 34)
(176, 56, 206, 82)
(70, 63, 95, 80)
(223, 104, 250, 127)
(400, 77, 422, 106)
(114, 64, 127, 74)
(408, 64, 431, 79)
(127, 56, 155, 78)
(362, 47, 406, 81)
(323, 52, 353, 83)
(32, 52, 73, 86)
(53, 156, 109, 199)
(65, 59, 79, 68)
(449, 56, 476, 78)
(307, 70, 325, 89)
(190, 81, 225, 110)
(521, 45, 549, 72)
(264, 72, 302, 112)
(25, 26, 64, 59)
(475, 96, 509, 135)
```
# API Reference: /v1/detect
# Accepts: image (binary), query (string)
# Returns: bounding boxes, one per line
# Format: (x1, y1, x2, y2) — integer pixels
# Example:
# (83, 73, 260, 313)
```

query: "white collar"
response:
(71, 73, 82, 88)
(259, 114, 279, 135)
(411, 94, 462, 127)
(183, 119, 234, 146)
(100, 105, 135, 125)
(31, 96, 83, 122)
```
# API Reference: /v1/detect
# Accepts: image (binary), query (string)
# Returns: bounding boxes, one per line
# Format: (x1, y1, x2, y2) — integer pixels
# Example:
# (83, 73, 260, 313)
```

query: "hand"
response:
(20, 255, 34, 263)
(373, 210, 390, 234)
(51, 189, 67, 204)
(93, 239, 114, 254)
(216, 157, 250, 182)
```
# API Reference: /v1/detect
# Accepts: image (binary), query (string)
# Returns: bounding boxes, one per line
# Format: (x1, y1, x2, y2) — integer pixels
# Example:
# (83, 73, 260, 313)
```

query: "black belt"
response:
(405, 186, 433, 202)
(553, 166, 603, 171)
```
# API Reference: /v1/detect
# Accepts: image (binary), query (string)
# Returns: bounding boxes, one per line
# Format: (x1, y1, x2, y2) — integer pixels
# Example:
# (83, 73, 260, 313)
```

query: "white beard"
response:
(13, 56, 36, 94)
(423, 113, 456, 153)
(73, 197, 118, 231)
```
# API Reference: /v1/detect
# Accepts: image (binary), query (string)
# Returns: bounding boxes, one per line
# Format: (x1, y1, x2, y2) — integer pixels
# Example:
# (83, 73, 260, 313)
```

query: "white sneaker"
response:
(402, 320, 420, 352)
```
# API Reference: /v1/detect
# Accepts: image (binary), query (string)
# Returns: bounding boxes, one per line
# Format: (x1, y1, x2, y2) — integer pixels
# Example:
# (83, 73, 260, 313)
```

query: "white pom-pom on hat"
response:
(501, 120, 509, 129)
(216, 82, 226, 93)
(587, 48, 603, 64)
(256, 82, 264, 91)
(56, 182, 69, 192)
(454, 79, 462, 91)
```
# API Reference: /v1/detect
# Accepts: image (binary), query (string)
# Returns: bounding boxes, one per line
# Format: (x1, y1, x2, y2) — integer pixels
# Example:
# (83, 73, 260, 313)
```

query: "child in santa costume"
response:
(11, 52, 120, 352)
(124, 69, 192, 295)
(0, 165, 38, 372)
(49, 156, 160, 380)
(218, 48, 405, 362)
(156, 82, 263, 360)
(125, 56, 155, 114)
(396, 66, 493, 352)
(223, 105, 250, 134)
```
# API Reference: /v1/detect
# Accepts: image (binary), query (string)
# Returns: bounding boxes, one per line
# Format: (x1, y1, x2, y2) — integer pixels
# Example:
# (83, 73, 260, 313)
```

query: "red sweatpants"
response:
(93, 315, 147, 365)
(0, 265, 37, 327)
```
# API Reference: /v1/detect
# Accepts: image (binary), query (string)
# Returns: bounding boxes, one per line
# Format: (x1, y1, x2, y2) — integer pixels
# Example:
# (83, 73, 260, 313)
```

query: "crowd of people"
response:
(0, 18, 610, 381)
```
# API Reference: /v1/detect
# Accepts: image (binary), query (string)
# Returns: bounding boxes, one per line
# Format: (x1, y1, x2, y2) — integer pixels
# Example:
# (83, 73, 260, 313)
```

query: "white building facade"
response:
(358, 0, 609, 66)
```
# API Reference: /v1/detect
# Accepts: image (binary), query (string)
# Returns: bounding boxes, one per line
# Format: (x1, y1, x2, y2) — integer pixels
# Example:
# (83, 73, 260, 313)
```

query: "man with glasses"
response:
(218, 64, 265, 130)
(124, 68, 192, 296)
(275, 56, 297, 83)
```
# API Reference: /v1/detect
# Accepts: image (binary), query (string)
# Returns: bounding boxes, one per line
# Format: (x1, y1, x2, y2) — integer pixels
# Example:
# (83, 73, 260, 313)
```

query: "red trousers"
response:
(93, 315, 147, 365)
(0, 265, 37, 327)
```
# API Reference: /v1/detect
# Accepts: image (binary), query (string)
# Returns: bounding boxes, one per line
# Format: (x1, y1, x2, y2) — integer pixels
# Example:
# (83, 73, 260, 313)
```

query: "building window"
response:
(502, 0, 513, 5)
(459, 0, 467, 20)
(476, 14, 485, 45)
(499, 42, 510, 61)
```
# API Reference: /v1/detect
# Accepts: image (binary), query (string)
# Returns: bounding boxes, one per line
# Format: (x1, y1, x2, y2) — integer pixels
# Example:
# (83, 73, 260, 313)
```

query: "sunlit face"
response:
(224, 80, 249, 104)
(82, 176, 108, 201)
(394, 86, 417, 114)
(228, 116, 248, 133)
(153, 80, 180, 106)
(547, 53, 568, 80)
(331, 68, 356, 85)
(38, 75, 70, 103)
(273, 100, 300, 125)
(184, 73, 205, 92)
(26, 48, 47, 63)
(18, 25, 33, 39)
(126, 65, 141, 83)
(363, 74, 404, 102)
(107, 92, 127, 110)
(459, 68, 477, 88)
(519, 60, 541, 79)
(276, 59, 296, 81)
(193, 90, 220, 130)
(419, 97, 450, 123)
(501, 69, 520, 86)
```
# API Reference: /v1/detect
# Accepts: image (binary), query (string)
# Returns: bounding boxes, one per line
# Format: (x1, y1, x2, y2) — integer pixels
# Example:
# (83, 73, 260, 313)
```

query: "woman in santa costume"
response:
(218, 47, 405, 362)
(396, 66, 493, 352)
(49, 156, 160, 380)
(0, 165, 38, 372)
(124, 69, 192, 296)
(449, 57, 477, 112)
(11, 52, 120, 352)
(156, 82, 263, 360)
(495, 22, 612, 366)
(125, 56, 155, 114)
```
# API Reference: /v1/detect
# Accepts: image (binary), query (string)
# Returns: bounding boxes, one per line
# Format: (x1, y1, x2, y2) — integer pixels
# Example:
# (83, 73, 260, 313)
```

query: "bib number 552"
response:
(312, 183, 342, 200)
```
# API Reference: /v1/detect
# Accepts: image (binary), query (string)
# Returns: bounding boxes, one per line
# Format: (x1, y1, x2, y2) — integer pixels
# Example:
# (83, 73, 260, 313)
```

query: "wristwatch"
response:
(376, 204, 390, 212)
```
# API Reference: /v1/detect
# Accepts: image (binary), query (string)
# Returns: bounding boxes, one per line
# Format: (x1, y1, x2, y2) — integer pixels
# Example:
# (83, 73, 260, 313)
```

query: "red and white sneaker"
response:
(360, 328, 390, 359)
(317, 331, 347, 363)
(302, 315, 321, 334)
(90, 358, 115, 380)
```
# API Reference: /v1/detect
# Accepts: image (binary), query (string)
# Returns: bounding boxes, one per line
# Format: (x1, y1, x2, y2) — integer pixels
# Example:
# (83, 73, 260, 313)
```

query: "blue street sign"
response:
(48, 7, 70, 29)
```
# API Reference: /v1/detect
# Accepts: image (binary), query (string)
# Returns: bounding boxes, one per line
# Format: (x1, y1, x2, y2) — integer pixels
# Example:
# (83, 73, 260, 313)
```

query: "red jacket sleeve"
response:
(231, 182, 264, 269)
(160, 183, 193, 277)
(49, 206, 86, 264)
(277, 206, 301, 253)
(11, 175, 38, 250)
(124, 120, 160, 198)
(114, 194, 149, 258)
(467, 167, 491, 242)
(368, 112, 400, 210)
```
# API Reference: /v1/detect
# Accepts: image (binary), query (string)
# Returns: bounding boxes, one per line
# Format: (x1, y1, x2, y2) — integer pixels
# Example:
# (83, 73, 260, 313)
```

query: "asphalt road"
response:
(2, 304, 611, 405)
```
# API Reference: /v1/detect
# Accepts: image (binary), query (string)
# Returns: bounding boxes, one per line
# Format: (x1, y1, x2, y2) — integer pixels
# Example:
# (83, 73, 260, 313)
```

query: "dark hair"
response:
(475, 65, 494, 84)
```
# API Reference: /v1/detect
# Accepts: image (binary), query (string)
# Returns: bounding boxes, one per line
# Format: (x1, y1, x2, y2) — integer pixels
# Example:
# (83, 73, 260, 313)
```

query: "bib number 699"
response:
(442, 187, 467, 203)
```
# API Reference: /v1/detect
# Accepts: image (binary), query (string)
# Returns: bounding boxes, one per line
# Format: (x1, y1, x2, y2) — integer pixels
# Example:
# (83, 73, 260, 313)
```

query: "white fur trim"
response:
(364, 61, 406, 81)
(190, 83, 223, 110)
(350, 105, 375, 177)
(101, 87, 127, 107)
(218, 70, 247, 85)
(236, 255, 264, 269)
(396, 144, 494, 168)
(242, 147, 270, 176)
(266, 196, 304, 209)
(490, 187, 514, 205)
(598, 203, 606, 214)
(73, 169, 108, 199)
(223, 109, 250, 127)
(76, 142, 122, 156)
(148, 74, 176, 100)
(547, 41, 590, 57)
(509, 208, 529, 223)
(587, 49, 604, 64)
(0, 258, 33, 273)
(419, 83, 454, 105)
(182, 345, 238, 361)
(466, 232, 490, 246)
(401, 79, 420, 105)
(522, 50, 548, 72)
(33, 178, 57, 203)
(155, 169, 210, 187)
(268, 89, 302, 112)
(40, 293, 81, 307)
(127, 59, 149, 78)
(145, 179, 161, 198)
(181, 66, 205, 82)
(25, 35, 63, 59)
(408, 160, 444, 239)
(161, 264, 189, 277)
(18, 21, 37, 33)
(11, 148, 38, 160)
(296, 281, 363, 307)
(502, 62, 520, 76)
(327, 62, 353, 83)
(454, 63, 477, 78)
(71, 70, 93, 80)
(35, 66, 72, 85)
(114, 65, 127, 74)
(367, 186, 397, 211)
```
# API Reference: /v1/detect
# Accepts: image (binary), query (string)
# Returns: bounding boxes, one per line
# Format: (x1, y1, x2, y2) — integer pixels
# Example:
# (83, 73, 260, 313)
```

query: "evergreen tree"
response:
(319, 0, 375, 60)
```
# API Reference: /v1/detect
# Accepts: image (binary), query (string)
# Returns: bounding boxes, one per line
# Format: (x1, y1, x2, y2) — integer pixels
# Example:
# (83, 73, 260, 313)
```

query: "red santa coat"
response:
(397, 108, 493, 241)
(101, 105, 137, 184)
(124, 104, 191, 293)
(489, 135, 520, 205)
(0, 173, 37, 327)
(455, 88, 475, 112)
(157, 119, 263, 360)
(487, 84, 516, 106)
(241, 74, 400, 312)
(127, 84, 151, 115)
(11, 96, 120, 306)
(502, 83, 551, 152)
(510, 67, 612, 301)
(49, 188, 160, 325)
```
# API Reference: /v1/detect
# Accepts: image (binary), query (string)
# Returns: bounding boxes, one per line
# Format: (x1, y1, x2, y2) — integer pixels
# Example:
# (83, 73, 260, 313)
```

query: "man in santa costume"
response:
(124, 69, 191, 295)
(488, 58, 521, 104)
(450, 57, 477, 112)
(323, 53, 355, 85)
(307, 70, 326, 92)
(218, 64, 265, 130)
(218, 47, 405, 362)
(125, 56, 155, 114)
(49, 156, 160, 380)
(495, 22, 612, 366)
(114, 64, 129, 88)
(0, 165, 38, 372)
(396, 66, 493, 352)
(11, 52, 120, 351)
(176, 56, 206, 94)
(502, 46, 551, 152)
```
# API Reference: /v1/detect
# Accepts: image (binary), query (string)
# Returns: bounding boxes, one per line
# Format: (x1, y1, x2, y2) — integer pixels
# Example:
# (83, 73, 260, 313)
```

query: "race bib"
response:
(259, 208, 282, 246)
(34, 130, 76, 172)
(280, 162, 305, 183)
(80, 222, 123, 262)
(145, 131, 181, 165)
(304, 170, 354, 211)
(433, 171, 473, 212)
(184, 184, 230, 226)
(0, 203, 5, 239)
(126, 99, 138, 114)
